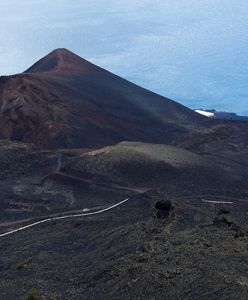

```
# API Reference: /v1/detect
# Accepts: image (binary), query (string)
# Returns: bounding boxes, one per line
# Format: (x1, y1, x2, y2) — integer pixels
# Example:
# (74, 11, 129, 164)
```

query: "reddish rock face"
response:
(0, 48, 204, 149)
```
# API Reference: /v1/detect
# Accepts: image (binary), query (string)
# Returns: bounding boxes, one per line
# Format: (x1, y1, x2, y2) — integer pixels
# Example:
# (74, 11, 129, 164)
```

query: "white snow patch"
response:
(195, 109, 215, 118)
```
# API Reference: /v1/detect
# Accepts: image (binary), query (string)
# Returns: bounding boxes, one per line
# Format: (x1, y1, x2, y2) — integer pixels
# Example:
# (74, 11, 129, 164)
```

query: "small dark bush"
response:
(218, 208, 230, 215)
(17, 262, 28, 270)
(24, 288, 39, 300)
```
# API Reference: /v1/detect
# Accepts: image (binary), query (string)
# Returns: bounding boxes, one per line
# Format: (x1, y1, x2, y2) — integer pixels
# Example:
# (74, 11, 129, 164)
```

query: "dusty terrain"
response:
(0, 49, 247, 299)
(0, 138, 247, 299)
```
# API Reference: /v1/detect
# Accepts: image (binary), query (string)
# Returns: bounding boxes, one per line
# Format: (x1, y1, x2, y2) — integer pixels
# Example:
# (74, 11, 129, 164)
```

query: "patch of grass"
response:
(24, 287, 40, 300)
(17, 262, 28, 270)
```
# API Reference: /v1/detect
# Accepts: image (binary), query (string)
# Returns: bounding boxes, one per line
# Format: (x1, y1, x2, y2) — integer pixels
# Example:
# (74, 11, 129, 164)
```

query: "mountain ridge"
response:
(0, 48, 204, 149)
(24, 48, 102, 74)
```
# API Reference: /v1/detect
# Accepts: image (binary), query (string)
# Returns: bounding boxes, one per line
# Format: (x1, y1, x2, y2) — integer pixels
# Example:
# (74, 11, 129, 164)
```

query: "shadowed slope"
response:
(63, 141, 247, 189)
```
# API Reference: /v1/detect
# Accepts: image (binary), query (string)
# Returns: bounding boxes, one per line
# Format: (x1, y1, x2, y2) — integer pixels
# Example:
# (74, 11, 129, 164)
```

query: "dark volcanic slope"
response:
(0, 49, 204, 148)
(1, 49, 248, 300)
(64, 141, 248, 192)
(1, 191, 248, 300)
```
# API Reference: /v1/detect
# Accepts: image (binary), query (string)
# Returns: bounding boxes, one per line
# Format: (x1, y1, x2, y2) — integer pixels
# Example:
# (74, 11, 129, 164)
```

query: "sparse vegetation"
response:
(17, 262, 28, 270)
(24, 288, 40, 300)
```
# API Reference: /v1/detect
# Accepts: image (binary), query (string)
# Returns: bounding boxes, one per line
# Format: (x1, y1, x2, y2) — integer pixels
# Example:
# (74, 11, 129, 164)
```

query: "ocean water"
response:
(0, 0, 247, 115)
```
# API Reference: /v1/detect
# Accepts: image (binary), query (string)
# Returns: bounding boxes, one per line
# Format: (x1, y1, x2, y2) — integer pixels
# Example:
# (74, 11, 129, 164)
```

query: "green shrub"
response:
(24, 288, 39, 300)
(17, 262, 28, 270)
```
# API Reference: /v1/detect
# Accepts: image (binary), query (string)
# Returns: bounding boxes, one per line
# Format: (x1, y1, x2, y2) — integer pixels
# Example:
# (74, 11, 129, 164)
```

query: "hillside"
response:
(63, 141, 247, 189)
(0, 49, 204, 149)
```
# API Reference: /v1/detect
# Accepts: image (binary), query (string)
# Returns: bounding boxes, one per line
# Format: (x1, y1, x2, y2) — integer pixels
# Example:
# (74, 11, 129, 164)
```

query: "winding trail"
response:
(201, 200, 234, 204)
(0, 198, 129, 238)
(40, 153, 145, 193)
(178, 194, 247, 203)
(2, 194, 247, 239)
